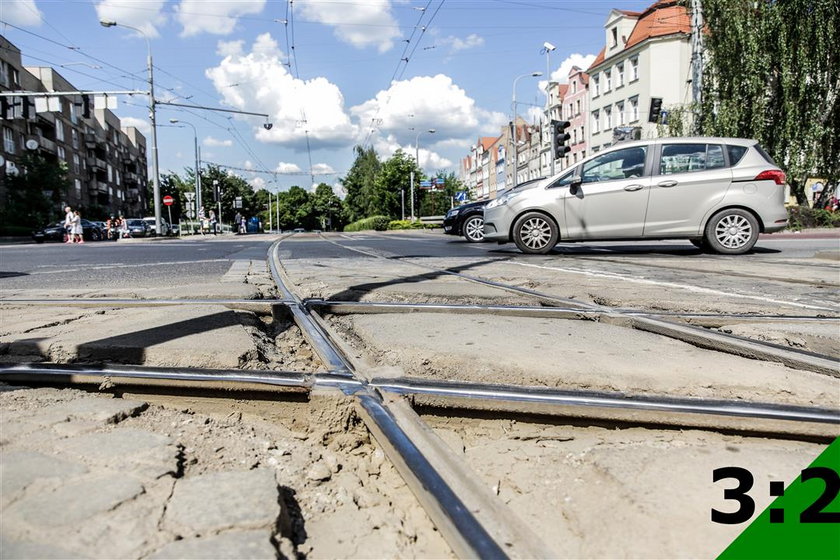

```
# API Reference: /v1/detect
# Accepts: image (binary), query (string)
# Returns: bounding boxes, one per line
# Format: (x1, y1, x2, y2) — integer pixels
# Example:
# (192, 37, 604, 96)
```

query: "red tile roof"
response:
(480, 136, 497, 151)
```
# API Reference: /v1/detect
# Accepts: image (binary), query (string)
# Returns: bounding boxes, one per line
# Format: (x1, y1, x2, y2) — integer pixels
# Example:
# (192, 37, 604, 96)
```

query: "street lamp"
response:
(168, 118, 202, 217)
(100, 20, 163, 235)
(512, 71, 542, 189)
(541, 42, 557, 175)
(411, 128, 436, 220)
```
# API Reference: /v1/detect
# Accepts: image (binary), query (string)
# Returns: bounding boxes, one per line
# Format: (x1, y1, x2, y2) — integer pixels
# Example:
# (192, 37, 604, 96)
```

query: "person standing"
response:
(234, 211, 242, 234)
(63, 205, 74, 244)
(209, 209, 217, 235)
(72, 210, 84, 244)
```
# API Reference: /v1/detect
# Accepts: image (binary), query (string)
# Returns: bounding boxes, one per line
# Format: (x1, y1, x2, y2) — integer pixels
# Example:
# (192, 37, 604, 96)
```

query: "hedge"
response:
(343, 215, 391, 232)
(786, 206, 840, 230)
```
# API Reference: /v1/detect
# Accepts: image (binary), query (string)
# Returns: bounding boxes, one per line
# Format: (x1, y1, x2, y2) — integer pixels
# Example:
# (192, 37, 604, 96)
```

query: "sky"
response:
(0, 0, 653, 195)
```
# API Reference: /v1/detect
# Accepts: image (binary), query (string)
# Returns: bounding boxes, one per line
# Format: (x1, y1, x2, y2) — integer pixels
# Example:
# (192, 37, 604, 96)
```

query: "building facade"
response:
(586, 0, 691, 153)
(561, 67, 590, 169)
(1, 35, 148, 221)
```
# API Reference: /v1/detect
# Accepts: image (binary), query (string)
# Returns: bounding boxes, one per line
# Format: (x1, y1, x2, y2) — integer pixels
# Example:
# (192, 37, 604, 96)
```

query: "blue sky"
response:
(1, 0, 652, 194)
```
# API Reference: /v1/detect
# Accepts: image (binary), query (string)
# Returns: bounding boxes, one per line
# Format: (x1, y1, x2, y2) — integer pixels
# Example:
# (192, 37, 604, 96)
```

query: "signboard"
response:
(455, 191, 468, 202)
(419, 180, 433, 190)
(234, 196, 243, 209)
(163, 195, 174, 206)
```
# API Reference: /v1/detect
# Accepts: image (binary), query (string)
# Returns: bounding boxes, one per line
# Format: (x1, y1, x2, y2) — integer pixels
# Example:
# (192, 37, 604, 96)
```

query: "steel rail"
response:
(0, 298, 292, 306)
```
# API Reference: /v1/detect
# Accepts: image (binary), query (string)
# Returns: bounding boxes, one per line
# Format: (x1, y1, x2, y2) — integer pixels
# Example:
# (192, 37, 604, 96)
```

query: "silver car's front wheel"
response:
(513, 212, 558, 254)
(704, 209, 759, 255)
(462, 215, 485, 242)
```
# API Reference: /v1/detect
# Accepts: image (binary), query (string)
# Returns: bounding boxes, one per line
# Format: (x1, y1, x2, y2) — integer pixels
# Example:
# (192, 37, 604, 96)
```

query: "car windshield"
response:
(127, 220, 143, 226)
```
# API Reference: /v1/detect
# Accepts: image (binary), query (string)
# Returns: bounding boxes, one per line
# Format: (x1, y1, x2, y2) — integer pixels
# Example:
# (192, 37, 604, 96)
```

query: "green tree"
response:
(419, 172, 465, 216)
(340, 145, 380, 222)
(699, 0, 840, 200)
(312, 183, 343, 230)
(196, 164, 255, 224)
(374, 149, 420, 219)
(275, 186, 314, 230)
(1, 152, 69, 231)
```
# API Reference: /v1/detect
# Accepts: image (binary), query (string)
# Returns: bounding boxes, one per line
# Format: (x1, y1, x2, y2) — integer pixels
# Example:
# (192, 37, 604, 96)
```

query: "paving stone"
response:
(0, 450, 87, 503)
(16, 397, 147, 429)
(164, 470, 280, 535)
(149, 530, 277, 559)
(53, 428, 178, 480)
(0, 536, 88, 559)
(3, 474, 144, 528)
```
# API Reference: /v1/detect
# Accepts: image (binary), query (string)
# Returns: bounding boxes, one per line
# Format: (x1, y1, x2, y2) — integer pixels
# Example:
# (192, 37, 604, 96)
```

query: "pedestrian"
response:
(63, 205, 74, 244)
(240, 215, 246, 234)
(209, 209, 217, 235)
(234, 211, 242, 234)
(72, 210, 84, 244)
(198, 207, 207, 235)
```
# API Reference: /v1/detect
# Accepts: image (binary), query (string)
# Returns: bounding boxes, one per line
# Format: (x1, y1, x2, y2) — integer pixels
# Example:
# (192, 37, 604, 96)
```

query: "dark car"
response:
(443, 200, 489, 242)
(32, 219, 103, 243)
(124, 218, 152, 238)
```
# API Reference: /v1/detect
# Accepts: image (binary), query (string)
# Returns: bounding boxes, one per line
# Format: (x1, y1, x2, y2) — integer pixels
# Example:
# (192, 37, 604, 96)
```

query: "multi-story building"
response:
(1, 35, 148, 221)
(542, 82, 567, 176)
(586, 0, 691, 153)
(561, 67, 590, 168)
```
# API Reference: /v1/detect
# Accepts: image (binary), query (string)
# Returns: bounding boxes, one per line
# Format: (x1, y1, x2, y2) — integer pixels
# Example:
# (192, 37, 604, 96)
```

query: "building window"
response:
(604, 107, 612, 130)
(592, 111, 600, 133)
(630, 97, 639, 122)
(593, 76, 600, 97)
(56, 121, 64, 142)
(0, 61, 8, 87)
(572, 80, 577, 94)
(630, 57, 639, 81)
(3, 127, 15, 153)
(611, 27, 618, 48)
(73, 154, 80, 174)
(57, 145, 66, 161)
(69, 102, 77, 124)
(605, 71, 612, 92)
(75, 179, 82, 198)
(71, 129, 78, 149)
(617, 63, 624, 87)
(617, 102, 625, 125)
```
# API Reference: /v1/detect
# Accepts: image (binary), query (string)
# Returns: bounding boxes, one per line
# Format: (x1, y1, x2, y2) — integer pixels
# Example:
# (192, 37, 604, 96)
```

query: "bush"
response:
(387, 220, 427, 230)
(787, 205, 840, 230)
(344, 215, 392, 232)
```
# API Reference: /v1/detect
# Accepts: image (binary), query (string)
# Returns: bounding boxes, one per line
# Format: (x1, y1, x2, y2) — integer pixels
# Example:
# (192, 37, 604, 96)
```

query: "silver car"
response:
(484, 137, 788, 255)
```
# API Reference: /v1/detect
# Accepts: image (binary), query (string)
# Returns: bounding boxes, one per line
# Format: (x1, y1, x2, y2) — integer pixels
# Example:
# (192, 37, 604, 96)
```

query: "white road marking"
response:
(509, 261, 839, 312)
(27, 259, 229, 275)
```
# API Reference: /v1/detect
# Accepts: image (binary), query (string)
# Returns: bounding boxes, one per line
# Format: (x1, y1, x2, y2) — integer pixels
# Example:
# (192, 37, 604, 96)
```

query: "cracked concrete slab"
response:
(148, 530, 278, 559)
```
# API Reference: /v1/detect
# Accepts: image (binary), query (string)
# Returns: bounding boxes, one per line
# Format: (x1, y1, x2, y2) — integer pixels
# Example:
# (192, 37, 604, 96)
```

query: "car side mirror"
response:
(569, 176, 582, 195)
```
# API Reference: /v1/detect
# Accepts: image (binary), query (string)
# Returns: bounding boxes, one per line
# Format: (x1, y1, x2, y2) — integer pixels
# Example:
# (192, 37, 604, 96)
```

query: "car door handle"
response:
(623, 184, 644, 192)
(657, 180, 678, 188)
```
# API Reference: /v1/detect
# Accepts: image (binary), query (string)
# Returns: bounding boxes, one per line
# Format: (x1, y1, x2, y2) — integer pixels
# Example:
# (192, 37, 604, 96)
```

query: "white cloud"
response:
(203, 136, 233, 147)
(120, 116, 150, 134)
(551, 53, 597, 84)
(276, 162, 302, 174)
(438, 33, 484, 54)
(371, 134, 452, 172)
(175, 0, 266, 37)
(95, 0, 167, 38)
(205, 33, 358, 149)
(3, 0, 43, 25)
(297, 0, 400, 53)
(312, 163, 335, 175)
(248, 176, 267, 190)
(350, 74, 506, 146)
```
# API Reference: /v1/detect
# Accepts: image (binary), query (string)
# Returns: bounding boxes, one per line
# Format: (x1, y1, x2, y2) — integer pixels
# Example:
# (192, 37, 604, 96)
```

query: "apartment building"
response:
(586, 0, 691, 153)
(542, 82, 567, 176)
(560, 67, 590, 169)
(1, 35, 148, 220)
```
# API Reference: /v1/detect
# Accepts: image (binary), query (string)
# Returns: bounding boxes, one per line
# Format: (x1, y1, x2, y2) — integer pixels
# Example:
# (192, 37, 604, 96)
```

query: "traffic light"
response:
(648, 97, 663, 123)
(551, 120, 571, 160)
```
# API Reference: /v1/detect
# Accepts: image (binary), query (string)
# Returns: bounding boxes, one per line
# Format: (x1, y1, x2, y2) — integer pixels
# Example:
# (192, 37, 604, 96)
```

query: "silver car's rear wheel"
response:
(513, 212, 558, 254)
(704, 209, 759, 255)
(462, 215, 485, 242)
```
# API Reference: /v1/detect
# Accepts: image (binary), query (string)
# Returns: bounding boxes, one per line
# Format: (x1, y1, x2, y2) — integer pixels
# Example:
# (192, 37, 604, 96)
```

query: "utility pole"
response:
(512, 72, 542, 189)
(690, 0, 704, 134)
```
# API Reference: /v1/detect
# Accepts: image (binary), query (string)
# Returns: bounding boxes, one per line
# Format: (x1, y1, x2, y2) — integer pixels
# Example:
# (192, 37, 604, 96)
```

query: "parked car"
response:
(32, 218, 103, 243)
(483, 137, 788, 255)
(142, 217, 171, 236)
(443, 200, 490, 242)
(124, 218, 153, 238)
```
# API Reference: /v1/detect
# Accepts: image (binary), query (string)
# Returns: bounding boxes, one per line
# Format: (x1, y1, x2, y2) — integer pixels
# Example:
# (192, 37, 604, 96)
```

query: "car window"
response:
(581, 146, 647, 184)
(753, 143, 777, 166)
(547, 166, 579, 189)
(726, 145, 748, 166)
(660, 144, 725, 175)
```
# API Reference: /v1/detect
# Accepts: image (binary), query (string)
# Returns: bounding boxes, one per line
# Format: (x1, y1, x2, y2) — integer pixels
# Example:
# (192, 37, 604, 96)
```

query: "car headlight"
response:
(486, 191, 518, 209)
(446, 208, 460, 217)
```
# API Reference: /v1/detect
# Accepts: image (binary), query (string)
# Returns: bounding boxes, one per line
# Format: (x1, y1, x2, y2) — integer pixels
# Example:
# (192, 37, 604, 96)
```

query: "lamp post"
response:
(512, 71, 542, 189)
(411, 128, 435, 220)
(542, 42, 556, 175)
(168, 119, 202, 218)
(100, 20, 163, 235)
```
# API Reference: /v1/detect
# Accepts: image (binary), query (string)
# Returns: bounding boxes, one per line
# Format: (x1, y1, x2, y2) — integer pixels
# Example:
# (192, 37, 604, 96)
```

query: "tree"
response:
(419, 172, 465, 216)
(699, 0, 840, 200)
(340, 146, 380, 222)
(196, 164, 255, 224)
(312, 183, 343, 230)
(1, 152, 69, 230)
(372, 149, 419, 219)
(275, 186, 314, 230)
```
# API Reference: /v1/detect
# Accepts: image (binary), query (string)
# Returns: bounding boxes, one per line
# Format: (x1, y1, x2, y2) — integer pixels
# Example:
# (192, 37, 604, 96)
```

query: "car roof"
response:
(599, 136, 758, 151)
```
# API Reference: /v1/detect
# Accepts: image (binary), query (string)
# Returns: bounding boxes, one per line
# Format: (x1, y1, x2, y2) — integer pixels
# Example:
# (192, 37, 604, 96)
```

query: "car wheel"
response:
(512, 212, 558, 254)
(462, 215, 485, 243)
(704, 209, 759, 255)
(90, 230, 101, 241)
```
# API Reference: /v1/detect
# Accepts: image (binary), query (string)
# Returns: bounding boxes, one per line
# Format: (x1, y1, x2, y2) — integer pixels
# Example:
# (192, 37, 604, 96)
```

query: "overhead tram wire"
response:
(283, 0, 316, 187)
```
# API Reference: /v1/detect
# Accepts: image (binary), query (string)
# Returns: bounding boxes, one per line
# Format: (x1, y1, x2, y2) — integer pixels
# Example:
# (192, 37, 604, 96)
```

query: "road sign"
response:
(163, 195, 174, 206)
(234, 196, 243, 209)
(455, 191, 468, 202)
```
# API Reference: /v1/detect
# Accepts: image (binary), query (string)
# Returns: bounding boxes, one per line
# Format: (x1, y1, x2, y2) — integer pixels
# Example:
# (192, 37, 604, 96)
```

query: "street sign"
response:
(234, 196, 243, 209)
(163, 195, 174, 206)
(455, 191, 468, 202)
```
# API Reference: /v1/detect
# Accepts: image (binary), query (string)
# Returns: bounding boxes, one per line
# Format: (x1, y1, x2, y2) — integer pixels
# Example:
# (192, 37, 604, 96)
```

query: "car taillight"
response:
(754, 170, 786, 185)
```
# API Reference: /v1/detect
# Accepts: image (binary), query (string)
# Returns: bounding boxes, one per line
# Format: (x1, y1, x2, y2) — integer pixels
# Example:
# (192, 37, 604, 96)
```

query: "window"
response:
(659, 144, 726, 175)
(575, 100, 581, 115)
(604, 71, 612, 92)
(70, 102, 77, 124)
(611, 27, 618, 48)
(604, 107, 612, 129)
(56, 121, 64, 142)
(3, 127, 15, 153)
(593, 76, 600, 97)
(572, 81, 577, 94)
(630, 97, 639, 122)
(75, 179, 81, 198)
(630, 57, 639, 81)
(73, 154, 80, 174)
(548, 166, 580, 189)
(57, 146, 66, 161)
(617, 63, 624, 87)
(0, 61, 8, 87)
(582, 146, 647, 183)
(617, 102, 625, 125)
(592, 110, 600, 133)
(726, 145, 748, 166)
(71, 129, 78, 149)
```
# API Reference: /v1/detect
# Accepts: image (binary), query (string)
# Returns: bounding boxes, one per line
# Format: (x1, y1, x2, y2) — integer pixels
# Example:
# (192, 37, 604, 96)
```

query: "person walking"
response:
(209, 209, 217, 235)
(63, 205, 74, 244)
(71, 210, 84, 244)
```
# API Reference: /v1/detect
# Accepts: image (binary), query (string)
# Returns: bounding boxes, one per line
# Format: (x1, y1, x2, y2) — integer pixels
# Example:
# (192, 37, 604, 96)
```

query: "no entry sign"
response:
(163, 195, 174, 206)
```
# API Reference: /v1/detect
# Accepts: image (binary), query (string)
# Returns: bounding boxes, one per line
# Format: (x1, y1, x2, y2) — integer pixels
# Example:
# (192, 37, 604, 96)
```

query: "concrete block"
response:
(53, 428, 178, 480)
(149, 530, 277, 559)
(0, 450, 87, 503)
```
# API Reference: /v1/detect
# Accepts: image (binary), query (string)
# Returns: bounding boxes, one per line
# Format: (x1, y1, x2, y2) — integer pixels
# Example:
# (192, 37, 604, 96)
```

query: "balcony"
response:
(37, 137, 57, 153)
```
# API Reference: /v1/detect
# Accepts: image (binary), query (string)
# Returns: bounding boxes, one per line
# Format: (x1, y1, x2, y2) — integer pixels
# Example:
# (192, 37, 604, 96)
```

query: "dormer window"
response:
(611, 27, 618, 48)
